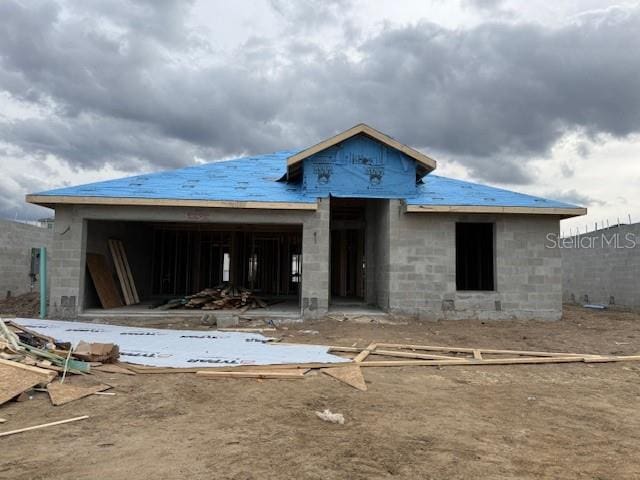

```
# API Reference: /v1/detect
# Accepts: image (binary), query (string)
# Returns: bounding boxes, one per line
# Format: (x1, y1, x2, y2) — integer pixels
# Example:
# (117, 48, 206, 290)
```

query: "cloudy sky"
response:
(1, 0, 639, 234)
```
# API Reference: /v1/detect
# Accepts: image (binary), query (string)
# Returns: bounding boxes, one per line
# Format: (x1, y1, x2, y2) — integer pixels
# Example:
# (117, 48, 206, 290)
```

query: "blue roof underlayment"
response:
(33, 150, 579, 210)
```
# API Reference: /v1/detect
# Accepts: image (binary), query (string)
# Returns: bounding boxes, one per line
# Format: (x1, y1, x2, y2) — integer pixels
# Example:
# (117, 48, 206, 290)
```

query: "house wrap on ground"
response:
(26, 124, 586, 321)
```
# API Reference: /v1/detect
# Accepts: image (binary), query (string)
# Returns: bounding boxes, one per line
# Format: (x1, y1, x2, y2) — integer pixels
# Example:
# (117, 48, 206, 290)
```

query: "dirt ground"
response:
(0, 292, 39, 318)
(2, 305, 640, 480)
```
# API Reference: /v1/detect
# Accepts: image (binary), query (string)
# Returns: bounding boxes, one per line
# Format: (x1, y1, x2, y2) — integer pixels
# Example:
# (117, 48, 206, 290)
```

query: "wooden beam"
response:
(25, 195, 318, 211)
(375, 344, 596, 358)
(195, 370, 308, 379)
(357, 357, 589, 367)
(353, 343, 377, 363)
(371, 349, 461, 361)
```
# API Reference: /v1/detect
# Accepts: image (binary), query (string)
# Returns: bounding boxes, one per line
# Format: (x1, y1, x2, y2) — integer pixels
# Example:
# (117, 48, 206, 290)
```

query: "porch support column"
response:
(301, 197, 330, 319)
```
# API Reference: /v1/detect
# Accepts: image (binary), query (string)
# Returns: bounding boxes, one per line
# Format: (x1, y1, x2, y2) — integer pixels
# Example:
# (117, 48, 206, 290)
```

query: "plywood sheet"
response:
(321, 365, 367, 391)
(86, 253, 123, 309)
(0, 362, 52, 405)
(47, 382, 111, 406)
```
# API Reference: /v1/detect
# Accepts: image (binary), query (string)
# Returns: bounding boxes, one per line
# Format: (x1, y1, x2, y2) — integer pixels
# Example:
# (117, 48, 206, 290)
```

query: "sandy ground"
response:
(2, 305, 640, 479)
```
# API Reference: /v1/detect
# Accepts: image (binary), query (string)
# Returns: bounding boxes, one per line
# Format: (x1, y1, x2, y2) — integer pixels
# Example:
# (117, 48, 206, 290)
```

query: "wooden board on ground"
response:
(0, 415, 89, 438)
(0, 360, 56, 405)
(195, 369, 308, 379)
(93, 363, 136, 375)
(321, 365, 367, 391)
(86, 253, 123, 309)
(46, 382, 112, 406)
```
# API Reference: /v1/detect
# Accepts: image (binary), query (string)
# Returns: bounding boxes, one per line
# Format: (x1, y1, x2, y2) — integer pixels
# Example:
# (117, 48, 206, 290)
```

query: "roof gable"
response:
(301, 133, 418, 198)
(286, 123, 436, 180)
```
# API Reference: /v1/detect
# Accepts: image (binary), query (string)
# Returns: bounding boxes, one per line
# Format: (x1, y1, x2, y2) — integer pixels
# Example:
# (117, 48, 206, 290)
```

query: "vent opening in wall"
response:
(456, 222, 495, 291)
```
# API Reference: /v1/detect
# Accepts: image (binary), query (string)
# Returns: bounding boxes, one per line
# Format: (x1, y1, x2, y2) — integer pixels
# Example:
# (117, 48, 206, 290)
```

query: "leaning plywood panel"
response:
(86, 253, 123, 309)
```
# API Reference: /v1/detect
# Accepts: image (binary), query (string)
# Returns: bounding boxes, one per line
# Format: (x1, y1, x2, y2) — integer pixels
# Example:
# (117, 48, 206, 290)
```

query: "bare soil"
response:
(0, 292, 39, 318)
(2, 305, 640, 480)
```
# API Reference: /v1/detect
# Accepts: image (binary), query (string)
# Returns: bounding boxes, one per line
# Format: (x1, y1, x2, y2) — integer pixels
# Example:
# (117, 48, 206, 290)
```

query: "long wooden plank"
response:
(86, 253, 123, 309)
(371, 349, 461, 361)
(115, 240, 139, 303)
(376, 343, 596, 358)
(196, 370, 307, 379)
(108, 240, 132, 305)
(0, 416, 89, 438)
(357, 357, 588, 367)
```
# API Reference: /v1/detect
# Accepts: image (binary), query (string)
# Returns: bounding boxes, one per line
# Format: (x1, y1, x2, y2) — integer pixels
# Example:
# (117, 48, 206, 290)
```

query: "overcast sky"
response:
(1, 0, 639, 234)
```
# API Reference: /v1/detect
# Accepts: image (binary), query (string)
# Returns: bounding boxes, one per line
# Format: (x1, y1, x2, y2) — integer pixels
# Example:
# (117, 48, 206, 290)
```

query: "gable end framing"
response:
(286, 124, 437, 180)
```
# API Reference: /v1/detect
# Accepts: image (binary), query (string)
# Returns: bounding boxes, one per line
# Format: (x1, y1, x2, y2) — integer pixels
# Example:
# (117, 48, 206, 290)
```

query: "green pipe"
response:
(39, 247, 47, 319)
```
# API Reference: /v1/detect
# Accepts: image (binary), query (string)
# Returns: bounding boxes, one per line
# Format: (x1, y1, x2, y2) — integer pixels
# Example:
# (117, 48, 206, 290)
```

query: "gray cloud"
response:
(1, 0, 640, 213)
(546, 189, 606, 207)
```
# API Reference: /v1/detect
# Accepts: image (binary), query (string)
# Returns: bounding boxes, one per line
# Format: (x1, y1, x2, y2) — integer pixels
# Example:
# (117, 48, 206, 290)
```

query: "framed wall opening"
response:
(83, 220, 302, 312)
(330, 198, 366, 304)
(456, 222, 495, 291)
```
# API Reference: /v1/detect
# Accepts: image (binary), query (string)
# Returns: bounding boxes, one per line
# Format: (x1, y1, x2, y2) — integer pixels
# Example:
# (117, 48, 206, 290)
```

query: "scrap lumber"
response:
(0, 359, 56, 405)
(93, 363, 136, 375)
(86, 253, 123, 309)
(108, 239, 139, 305)
(321, 365, 367, 391)
(375, 343, 598, 358)
(73, 341, 119, 363)
(0, 415, 89, 438)
(115, 239, 139, 303)
(46, 382, 112, 406)
(195, 369, 308, 379)
(371, 349, 461, 360)
(353, 343, 377, 363)
(356, 357, 590, 367)
(177, 284, 269, 311)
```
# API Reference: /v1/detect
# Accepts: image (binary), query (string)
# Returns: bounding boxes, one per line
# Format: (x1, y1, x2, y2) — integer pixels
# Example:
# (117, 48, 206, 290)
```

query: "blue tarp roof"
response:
(32, 151, 580, 209)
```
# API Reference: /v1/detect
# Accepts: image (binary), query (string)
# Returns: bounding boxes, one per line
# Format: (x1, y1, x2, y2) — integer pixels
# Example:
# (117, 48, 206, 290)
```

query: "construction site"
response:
(1, 124, 639, 479)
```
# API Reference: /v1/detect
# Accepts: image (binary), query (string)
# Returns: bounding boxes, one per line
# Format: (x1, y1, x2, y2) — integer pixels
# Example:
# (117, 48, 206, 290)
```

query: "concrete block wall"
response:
(0, 218, 53, 298)
(49, 206, 87, 318)
(301, 198, 330, 318)
(562, 223, 640, 308)
(386, 201, 562, 320)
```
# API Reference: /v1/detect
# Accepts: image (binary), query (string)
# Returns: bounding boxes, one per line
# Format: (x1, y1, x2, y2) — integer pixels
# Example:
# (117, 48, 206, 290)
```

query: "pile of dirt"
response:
(0, 292, 39, 318)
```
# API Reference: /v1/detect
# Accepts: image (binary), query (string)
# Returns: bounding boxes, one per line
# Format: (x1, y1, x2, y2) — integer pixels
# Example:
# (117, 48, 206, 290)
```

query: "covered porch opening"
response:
(329, 198, 386, 311)
(83, 220, 302, 317)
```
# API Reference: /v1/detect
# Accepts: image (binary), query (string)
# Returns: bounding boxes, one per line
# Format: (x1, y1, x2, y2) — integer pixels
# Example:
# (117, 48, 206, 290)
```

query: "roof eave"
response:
(25, 194, 318, 211)
(405, 204, 587, 218)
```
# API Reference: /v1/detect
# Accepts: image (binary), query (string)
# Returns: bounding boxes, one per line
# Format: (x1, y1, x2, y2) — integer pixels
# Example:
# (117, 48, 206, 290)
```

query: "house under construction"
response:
(27, 124, 586, 321)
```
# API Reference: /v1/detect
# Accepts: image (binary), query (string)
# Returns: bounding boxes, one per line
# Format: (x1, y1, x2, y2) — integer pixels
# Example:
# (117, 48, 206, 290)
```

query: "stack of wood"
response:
(183, 284, 268, 311)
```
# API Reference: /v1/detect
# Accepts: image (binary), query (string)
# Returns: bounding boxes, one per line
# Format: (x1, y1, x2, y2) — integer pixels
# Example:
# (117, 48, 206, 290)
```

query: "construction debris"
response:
(0, 317, 120, 409)
(195, 369, 308, 379)
(159, 284, 270, 311)
(0, 359, 55, 405)
(73, 341, 119, 363)
(320, 365, 367, 391)
(11, 318, 345, 368)
(315, 409, 345, 425)
(47, 382, 112, 406)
